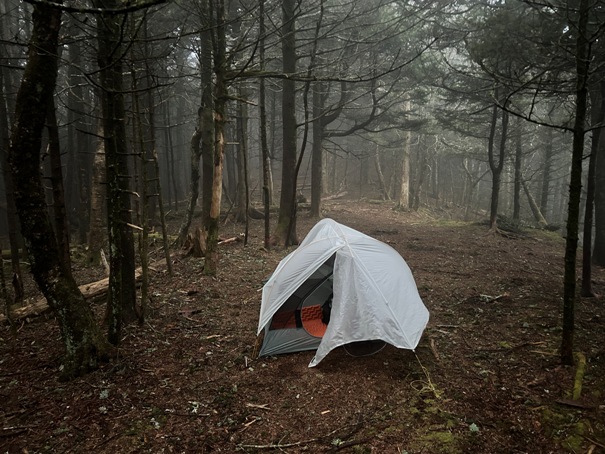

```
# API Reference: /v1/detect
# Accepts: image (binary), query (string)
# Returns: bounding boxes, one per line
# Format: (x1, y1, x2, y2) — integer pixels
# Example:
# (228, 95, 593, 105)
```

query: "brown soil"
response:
(1, 200, 604, 453)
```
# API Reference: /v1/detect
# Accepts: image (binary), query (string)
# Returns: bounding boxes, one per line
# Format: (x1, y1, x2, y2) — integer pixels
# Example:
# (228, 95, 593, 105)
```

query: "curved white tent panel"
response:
(257, 218, 429, 366)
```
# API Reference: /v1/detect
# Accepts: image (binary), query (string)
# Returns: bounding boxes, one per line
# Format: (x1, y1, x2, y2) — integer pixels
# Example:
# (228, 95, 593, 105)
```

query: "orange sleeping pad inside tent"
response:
(268, 305, 328, 337)
(301, 305, 328, 337)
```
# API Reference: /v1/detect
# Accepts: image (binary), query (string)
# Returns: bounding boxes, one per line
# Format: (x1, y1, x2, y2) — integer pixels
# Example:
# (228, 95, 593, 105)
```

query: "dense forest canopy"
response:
(0, 0, 603, 374)
(0, 1, 589, 236)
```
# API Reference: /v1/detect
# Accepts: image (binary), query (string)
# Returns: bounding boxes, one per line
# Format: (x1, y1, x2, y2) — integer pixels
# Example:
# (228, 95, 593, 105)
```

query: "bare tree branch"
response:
(24, 0, 167, 15)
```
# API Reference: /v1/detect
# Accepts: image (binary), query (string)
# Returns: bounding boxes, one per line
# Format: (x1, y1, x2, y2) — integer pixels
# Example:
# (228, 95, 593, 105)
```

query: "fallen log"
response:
(322, 191, 348, 201)
(521, 177, 548, 228)
(0, 261, 163, 324)
(218, 235, 243, 245)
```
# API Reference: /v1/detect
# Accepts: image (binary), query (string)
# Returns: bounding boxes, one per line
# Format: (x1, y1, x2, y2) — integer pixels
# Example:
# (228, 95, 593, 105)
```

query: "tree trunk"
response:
(235, 89, 248, 224)
(176, 128, 202, 246)
(513, 119, 522, 222)
(0, 64, 24, 303)
(540, 127, 554, 216)
(273, 0, 298, 247)
(259, 0, 271, 249)
(396, 117, 411, 210)
(581, 81, 604, 297)
(374, 148, 390, 201)
(487, 102, 499, 228)
(152, 146, 173, 276)
(204, 0, 227, 276)
(412, 151, 428, 211)
(87, 122, 106, 265)
(7, 1, 109, 379)
(141, 43, 172, 278)
(0, 246, 10, 328)
(46, 100, 72, 272)
(95, 0, 138, 343)
(488, 98, 508, 230)
(310, 82, 324, 218)
(142, 29, 159, 227)
(177, 3, 215, 250)
(239, 87, 250, 244)
(66, 21, 90, 244)
(131, 65, 150, 324)
(161, 99, 177, 211)
(200, 2, 215, 231)
(200, 117, 214, 229)
(521, 178, 548, 227)
(592, 81, 605, 266)
(561, 0, 590, 366)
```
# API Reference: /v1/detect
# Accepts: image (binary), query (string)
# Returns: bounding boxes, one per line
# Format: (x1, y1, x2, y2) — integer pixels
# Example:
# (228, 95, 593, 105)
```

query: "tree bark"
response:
(151, 145, 173, 276)
(259, 0, 271, 249)
(487, 97, 508, 230)
(540, 127, 554, 216)
(204, 0, 227, 276)
(561, 0, 590, 366)
(8, 1, 109, 379)
(273, 0, 298, 247)
(66, 20, 91, 244)
(235, 87, 248, 224)
(239, 87, 250, 244)
(412, 150, 428, 211)
(310, 82, 325, 218)
(513, 119, 522, 222)
(581, 81, 605, 296)
(592, 81, 605, 266)
(161, 99, 177, 211)
(0, 246, 10, 330)
(521, 178, 548, 227)
(131, 63, 150, 324)
(94, 0, 138, 343)
(374, 148, 390, 201)
(395, 105, 412, 211)
(176, 128, 202, 246)
(87, 122, 106, 265)
(0, 64, 24, 303)
(46, 100, 72, 272)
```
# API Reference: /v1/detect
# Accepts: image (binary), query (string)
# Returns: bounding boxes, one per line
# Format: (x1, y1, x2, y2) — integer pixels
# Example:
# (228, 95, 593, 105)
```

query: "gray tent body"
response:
(259, 255, 335, 356)
(257, 219, 429, 366)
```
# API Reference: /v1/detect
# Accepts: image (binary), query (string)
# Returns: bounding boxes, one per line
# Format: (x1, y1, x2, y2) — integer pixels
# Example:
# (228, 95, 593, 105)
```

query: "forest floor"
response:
(1, 199, 604, 453)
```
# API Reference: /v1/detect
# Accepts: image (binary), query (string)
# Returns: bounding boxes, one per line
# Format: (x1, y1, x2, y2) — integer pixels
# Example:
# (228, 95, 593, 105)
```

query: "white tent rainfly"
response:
(257, 218, 429, 366)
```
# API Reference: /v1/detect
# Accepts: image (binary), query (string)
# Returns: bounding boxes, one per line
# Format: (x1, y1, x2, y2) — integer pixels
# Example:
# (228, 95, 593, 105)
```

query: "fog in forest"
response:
(2, 0, 593, 248)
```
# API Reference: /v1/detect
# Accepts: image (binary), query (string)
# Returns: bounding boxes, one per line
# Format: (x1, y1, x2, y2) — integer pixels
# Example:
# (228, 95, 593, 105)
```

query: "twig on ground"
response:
(555, 399, 597, 410)
(479, 293, 508, 303)
(329, 437, 372, 452)
(1, 425, 36, 437)
(245, 403, 270, 410)
(238, 417, 367, 451)
(429, 336, 440, 362)
(583, 436, 605, 450)
(238, 438, 319, 450)
(218, 236, 242, 245)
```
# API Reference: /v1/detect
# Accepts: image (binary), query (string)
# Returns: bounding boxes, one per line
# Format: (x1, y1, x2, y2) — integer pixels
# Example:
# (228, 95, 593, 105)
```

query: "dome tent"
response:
(257, 218, 429, 366)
